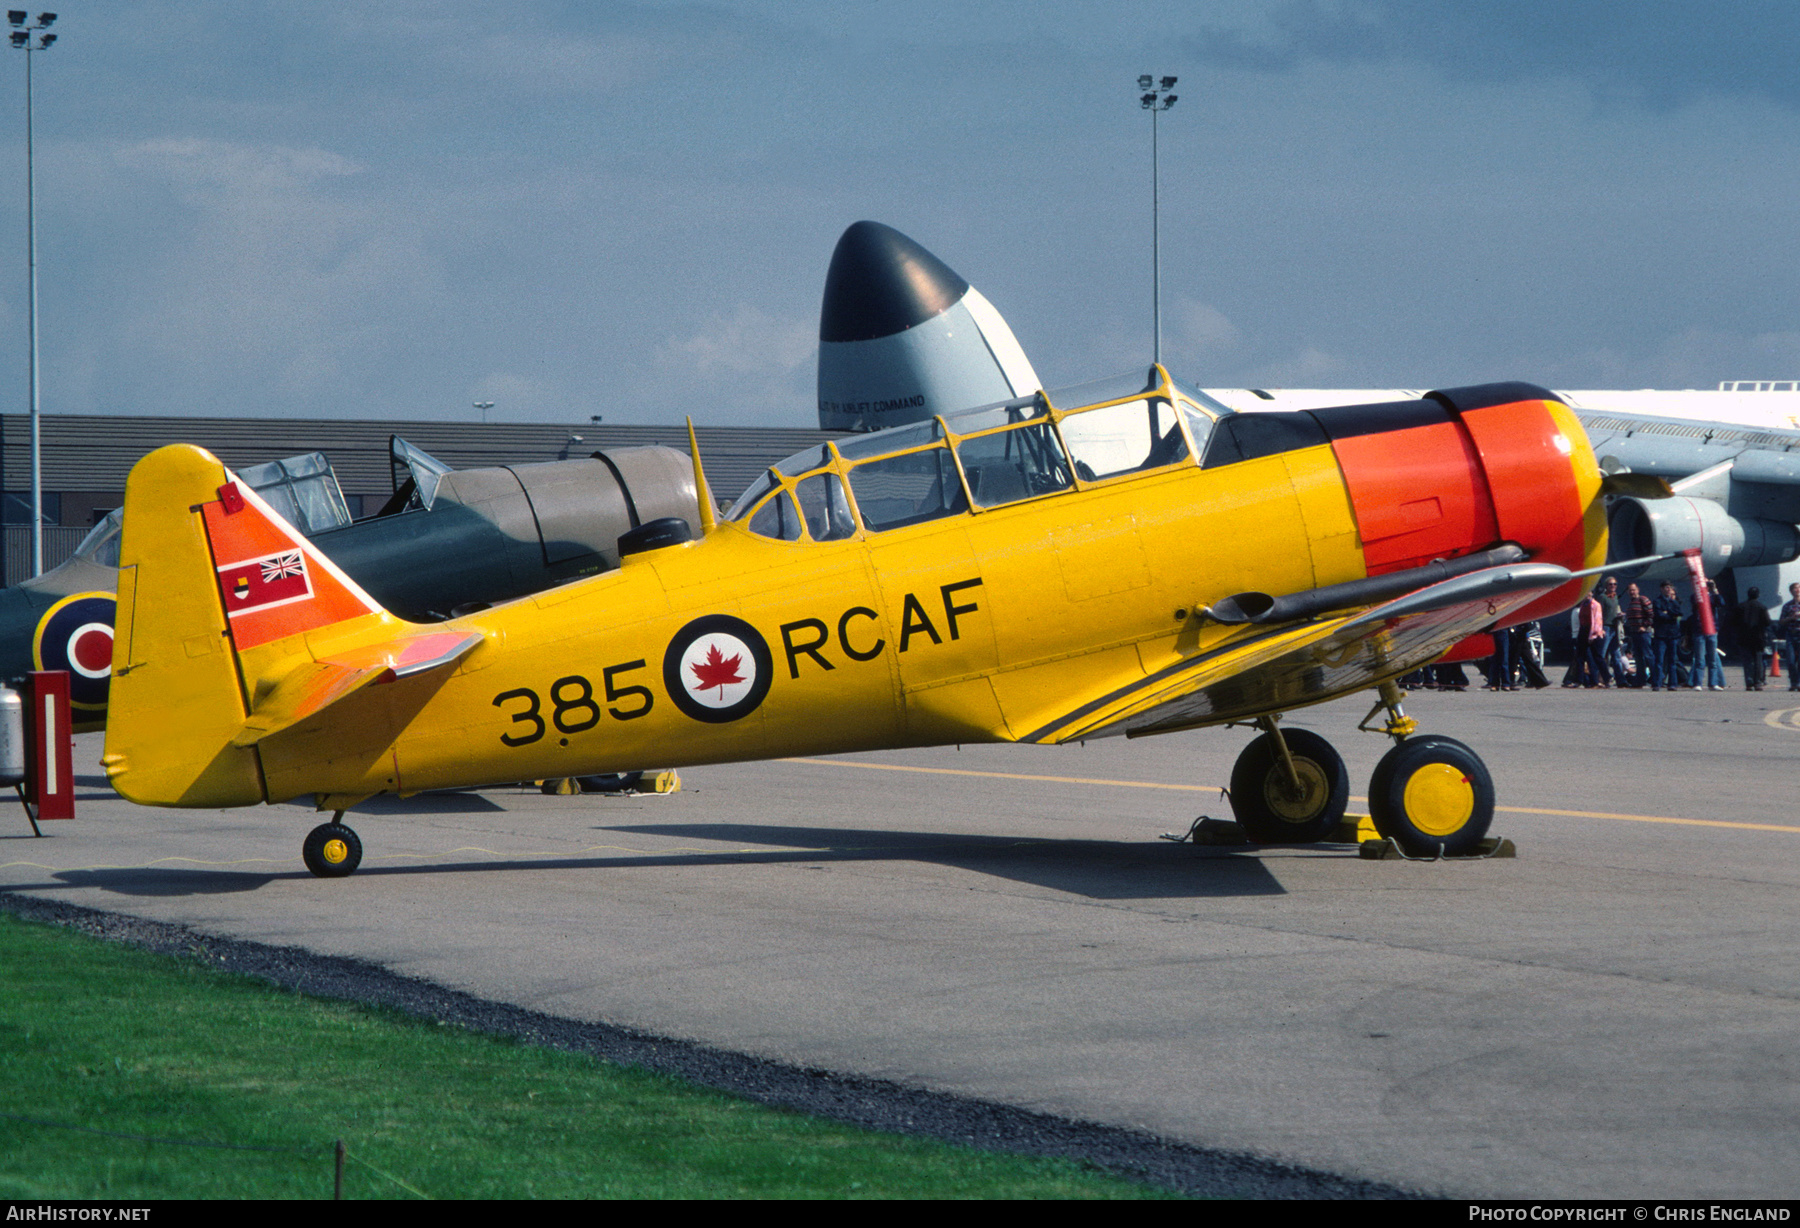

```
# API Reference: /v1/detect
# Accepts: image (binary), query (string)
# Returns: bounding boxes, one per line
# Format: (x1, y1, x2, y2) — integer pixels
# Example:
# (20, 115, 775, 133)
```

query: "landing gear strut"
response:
(1362, 679, 1495, 857)
(1224, 680, 1499, 857)
(302, 812, 363, 878)
(1227, 716, 1349, 843)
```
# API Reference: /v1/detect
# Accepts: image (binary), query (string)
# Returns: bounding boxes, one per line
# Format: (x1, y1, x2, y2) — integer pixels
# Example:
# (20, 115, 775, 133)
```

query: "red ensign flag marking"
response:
(216, 550, 313, 617)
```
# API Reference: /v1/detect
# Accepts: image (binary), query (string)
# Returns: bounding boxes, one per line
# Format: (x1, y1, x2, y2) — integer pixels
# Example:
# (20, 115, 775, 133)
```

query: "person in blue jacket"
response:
(1651, 581, 1685, 690)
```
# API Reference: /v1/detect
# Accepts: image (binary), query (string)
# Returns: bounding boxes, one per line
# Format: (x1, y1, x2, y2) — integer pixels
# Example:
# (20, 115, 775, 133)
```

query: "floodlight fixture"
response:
(1133, 72, 1181, 365)
(10, 8, 61, 574)
(1137, 73, 1151, 89)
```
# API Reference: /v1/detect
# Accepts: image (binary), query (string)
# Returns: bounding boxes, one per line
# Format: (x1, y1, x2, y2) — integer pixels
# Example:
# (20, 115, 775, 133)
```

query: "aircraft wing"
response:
(1024, 562, 1573, 744)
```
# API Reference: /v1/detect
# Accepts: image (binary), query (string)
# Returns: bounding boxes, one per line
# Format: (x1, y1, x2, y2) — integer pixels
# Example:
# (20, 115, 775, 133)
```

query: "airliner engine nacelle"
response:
(817, 221, 1039, 432)
(1608, 495, 1800, 581)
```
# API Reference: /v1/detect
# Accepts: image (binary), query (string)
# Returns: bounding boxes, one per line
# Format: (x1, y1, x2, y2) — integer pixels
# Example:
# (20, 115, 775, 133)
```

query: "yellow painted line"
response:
(1487, 807, 1799, 834)
(1763, 707, 1800, 731)
(782, 757, 1800, 835)
(0, 855, 298, 872)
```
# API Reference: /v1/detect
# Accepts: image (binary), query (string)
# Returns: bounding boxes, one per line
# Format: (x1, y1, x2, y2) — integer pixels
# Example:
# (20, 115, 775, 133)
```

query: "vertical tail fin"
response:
(816, 221, 1041, 432)
(103, 445, 391, 807)
(201, 462, 382, 652)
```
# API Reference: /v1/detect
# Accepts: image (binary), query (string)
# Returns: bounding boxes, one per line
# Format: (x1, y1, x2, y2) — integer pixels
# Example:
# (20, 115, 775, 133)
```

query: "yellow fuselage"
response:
(256, 443, 1361, 804)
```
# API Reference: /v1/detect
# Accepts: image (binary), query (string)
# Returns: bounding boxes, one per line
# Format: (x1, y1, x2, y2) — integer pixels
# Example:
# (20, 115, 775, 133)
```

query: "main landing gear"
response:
(1226, 680, 1495, 858)
(1229, 718, 1349, 844)
(302, 812, 363, 878)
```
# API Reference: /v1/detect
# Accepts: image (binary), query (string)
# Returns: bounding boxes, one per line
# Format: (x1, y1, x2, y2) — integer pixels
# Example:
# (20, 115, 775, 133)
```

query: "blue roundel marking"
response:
(33, 592, 118, 711)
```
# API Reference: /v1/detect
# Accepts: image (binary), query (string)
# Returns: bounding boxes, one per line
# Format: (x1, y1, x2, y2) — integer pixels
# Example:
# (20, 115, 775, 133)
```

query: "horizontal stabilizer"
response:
(231, 630, 482, 748)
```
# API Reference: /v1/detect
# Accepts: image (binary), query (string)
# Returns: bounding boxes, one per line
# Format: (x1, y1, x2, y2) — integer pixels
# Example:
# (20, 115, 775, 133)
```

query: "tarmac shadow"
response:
(603, 822, 1290, 899)
(7, 825, 1295, 899)
(349, 791, 507, 815)
(51, 868, 278, 896)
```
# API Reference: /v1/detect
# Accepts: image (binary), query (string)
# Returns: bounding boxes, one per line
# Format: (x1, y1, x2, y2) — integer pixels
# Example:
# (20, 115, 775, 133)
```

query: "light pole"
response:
(474, 400, 493, 423)
(11, 10, 55, 577)
(1137, 74, 1177, 366)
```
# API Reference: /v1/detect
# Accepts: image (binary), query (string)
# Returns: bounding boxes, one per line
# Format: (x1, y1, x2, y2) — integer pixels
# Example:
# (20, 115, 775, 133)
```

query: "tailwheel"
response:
(302, 821, 363, 879)
(1229, 727, 1349, 844)
(1367, 735, 1494, 857)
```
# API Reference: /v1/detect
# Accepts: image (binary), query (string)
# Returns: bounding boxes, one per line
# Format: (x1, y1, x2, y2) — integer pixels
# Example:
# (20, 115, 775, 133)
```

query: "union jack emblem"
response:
(261, 552, 305, 583)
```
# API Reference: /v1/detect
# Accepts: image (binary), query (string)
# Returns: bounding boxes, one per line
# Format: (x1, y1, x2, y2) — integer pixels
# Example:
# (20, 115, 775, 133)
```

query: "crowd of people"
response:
(1401, 579, 1800, 693)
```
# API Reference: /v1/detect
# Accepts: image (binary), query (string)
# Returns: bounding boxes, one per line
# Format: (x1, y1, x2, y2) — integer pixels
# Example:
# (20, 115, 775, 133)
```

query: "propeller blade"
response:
(1600, 472, 1674, 500)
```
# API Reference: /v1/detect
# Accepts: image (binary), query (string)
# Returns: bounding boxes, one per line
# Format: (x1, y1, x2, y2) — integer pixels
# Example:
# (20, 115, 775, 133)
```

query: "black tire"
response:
(302, 822, 363, 879)
(578, 771, 645, 794)
(1228, 728, 1349, 843)
(1367, 735, 1495, 857)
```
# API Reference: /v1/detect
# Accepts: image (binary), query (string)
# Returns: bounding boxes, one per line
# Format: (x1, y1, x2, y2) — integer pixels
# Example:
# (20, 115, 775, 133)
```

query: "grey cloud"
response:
(1187, 1, 1800, 110)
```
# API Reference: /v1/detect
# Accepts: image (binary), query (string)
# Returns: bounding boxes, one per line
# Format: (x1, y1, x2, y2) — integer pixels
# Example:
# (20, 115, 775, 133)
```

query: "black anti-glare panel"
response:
(819, 221, 970, 343)
(1307, 399, 1449, 441)
(1425, 382, 1558, 414)
(1201, 412, 1329, 468)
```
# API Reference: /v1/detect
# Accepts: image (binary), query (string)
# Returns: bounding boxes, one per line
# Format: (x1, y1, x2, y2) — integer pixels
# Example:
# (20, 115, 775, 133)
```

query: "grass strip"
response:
(0, 910, 1169, 1199)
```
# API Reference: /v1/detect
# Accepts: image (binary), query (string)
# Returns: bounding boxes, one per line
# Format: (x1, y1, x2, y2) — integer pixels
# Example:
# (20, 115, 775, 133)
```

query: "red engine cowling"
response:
(1310, 382, 1605, 630)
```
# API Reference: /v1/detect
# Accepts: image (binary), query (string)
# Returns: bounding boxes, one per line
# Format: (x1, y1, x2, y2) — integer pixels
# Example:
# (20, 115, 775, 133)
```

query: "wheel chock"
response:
(1164, 814, 1521, 857)
(1163, 816, 1248, 845)
(1359, 835, 1517, 860)
(650, 770, 681, 794)
(1329, 814, 1379, 843)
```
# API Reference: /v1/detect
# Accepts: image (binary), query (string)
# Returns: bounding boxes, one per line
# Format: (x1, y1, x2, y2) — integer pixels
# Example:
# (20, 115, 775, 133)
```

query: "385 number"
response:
(491, 659, 653, 746)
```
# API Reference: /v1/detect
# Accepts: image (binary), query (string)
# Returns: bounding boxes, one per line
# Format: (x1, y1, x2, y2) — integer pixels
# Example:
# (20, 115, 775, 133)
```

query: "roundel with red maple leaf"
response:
(662, 614, 773, 723)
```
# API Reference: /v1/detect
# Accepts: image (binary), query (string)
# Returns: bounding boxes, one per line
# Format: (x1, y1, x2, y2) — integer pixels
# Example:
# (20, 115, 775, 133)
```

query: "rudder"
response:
(105, 446, 264, 806)
(103, 445, 390, 808)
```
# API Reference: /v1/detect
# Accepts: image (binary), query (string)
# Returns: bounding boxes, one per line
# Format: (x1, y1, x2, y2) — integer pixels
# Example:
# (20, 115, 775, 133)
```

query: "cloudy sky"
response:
(1, 1, 1797, 426)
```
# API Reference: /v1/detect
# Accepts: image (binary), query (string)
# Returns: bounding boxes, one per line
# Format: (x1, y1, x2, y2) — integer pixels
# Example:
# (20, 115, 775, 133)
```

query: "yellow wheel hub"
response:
(1402, 762, 1475, 836)
(1264, 757, 1329, 823)
(321, 838, 349, 865)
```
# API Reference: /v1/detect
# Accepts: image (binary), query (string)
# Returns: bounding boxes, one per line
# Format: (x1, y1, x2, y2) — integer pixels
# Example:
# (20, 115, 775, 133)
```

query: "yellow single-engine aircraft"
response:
(104, 367, 1616, 876)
